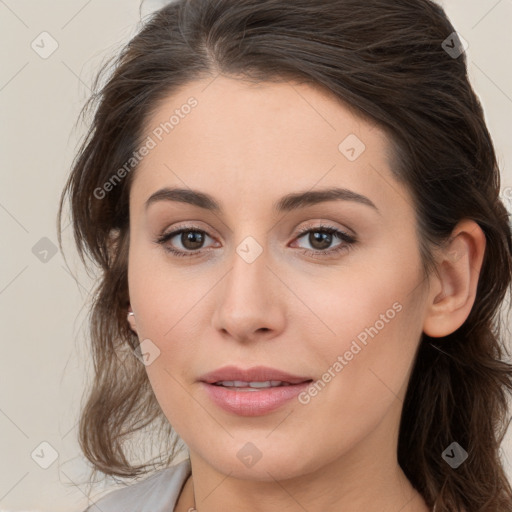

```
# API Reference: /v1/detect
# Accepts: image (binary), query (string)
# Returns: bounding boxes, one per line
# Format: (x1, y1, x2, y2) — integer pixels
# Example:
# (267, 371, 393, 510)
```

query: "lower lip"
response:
(201, 381, 312, 416)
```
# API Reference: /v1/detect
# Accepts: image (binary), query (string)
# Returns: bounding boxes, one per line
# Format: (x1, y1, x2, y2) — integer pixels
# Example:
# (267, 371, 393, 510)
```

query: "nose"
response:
(211, 241, 286, 343)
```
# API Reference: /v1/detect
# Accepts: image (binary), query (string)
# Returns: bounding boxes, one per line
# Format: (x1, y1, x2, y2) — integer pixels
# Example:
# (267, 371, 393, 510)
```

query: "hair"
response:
(57, 0, 512, 509)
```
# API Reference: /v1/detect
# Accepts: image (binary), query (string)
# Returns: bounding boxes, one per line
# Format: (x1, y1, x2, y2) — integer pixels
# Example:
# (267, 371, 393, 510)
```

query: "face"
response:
(127, 76, 430, 481)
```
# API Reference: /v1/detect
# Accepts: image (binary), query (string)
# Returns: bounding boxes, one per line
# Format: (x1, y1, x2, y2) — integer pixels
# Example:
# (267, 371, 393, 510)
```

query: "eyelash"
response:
(154, 223, 357, 259)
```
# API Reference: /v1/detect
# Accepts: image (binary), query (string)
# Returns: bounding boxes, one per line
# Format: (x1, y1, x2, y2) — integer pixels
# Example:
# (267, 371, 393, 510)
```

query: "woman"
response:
(57, 0, 512, 510)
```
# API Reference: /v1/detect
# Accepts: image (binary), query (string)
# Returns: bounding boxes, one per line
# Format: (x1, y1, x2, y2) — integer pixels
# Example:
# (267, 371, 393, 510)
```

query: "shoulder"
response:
(83, 458, 191, 512)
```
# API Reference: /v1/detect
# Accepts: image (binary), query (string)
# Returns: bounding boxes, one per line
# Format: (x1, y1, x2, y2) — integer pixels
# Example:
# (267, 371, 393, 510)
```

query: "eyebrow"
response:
(144, 186, 379, 214)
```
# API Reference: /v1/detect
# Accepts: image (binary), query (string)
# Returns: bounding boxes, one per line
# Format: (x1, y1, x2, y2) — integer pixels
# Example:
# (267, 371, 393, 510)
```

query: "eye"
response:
(154, 225, 217, 257)
(291, 223, 357, 257)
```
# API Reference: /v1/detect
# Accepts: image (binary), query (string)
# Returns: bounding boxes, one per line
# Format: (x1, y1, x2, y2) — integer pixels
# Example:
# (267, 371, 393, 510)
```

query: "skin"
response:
(125, 75, 485, 512)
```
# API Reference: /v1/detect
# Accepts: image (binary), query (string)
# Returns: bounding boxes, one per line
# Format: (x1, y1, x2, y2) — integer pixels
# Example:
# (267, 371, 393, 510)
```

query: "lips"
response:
(199, 365, 313, 386)
(199, 365, 314, 416)
(199, 365, 314, 415)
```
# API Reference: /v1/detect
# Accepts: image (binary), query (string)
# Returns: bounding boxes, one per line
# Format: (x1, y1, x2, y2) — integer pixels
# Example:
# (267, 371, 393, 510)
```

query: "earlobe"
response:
(422, 220, 486, 338)
(127, 308, 138, 335)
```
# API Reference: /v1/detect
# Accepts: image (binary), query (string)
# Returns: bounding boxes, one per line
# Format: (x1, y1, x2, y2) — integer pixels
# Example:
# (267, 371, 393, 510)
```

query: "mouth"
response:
(198, 366, 314, 416)
(210, 380, 312, 390)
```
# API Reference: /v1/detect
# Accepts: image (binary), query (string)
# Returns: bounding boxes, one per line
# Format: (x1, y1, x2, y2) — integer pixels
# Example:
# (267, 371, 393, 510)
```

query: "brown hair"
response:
(57, 0, 512, 509)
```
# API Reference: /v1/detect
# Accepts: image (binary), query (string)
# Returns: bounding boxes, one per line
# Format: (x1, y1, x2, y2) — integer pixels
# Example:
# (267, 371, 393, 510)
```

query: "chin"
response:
(194, 438, 326, 482)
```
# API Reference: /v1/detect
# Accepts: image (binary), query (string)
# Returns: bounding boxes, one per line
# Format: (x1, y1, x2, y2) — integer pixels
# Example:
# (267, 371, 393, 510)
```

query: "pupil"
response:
(310, 231, 331, 250)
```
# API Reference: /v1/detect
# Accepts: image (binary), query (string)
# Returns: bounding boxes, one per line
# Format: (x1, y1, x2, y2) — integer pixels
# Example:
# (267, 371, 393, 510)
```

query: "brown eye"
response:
(155, 227, 216, 257)
(179, 230, 206, 250)
(307, 231, 334, 251)
(293, 225, 356, 256)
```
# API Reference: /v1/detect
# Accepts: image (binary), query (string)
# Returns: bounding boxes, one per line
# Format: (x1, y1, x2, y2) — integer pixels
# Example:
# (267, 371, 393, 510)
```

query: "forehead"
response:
(129, 75, 406, 219)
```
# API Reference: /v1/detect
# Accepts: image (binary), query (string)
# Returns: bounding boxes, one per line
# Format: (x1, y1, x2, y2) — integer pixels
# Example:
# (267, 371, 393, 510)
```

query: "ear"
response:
(423, 219, 486, 337)
(127, 306, 138, 335)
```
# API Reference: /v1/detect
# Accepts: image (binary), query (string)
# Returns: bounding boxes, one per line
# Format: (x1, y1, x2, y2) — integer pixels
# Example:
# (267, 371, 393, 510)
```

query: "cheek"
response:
(311, 298, 423, 457)
(144, 363, 197, 440)
(293, 244, 425, 410)
(290, 255, 421, 359)
(127, 245, 200, 338)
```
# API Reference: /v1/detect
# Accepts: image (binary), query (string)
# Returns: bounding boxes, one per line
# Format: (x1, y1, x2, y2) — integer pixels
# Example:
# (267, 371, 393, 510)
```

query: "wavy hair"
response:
(57, 0, 512, 509)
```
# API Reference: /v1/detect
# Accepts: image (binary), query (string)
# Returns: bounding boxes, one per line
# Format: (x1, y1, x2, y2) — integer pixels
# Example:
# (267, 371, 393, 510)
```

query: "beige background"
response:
(1, 0, 511, 510)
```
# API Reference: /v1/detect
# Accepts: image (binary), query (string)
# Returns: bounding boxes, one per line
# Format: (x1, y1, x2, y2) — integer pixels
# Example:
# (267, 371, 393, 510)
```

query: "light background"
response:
(1, 0, 511, 510)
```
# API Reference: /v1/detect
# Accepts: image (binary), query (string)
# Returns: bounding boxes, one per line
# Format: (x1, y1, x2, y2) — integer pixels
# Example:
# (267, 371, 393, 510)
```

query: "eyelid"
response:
(292, 220, 355, 239)
(158, 221, 217, 238)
